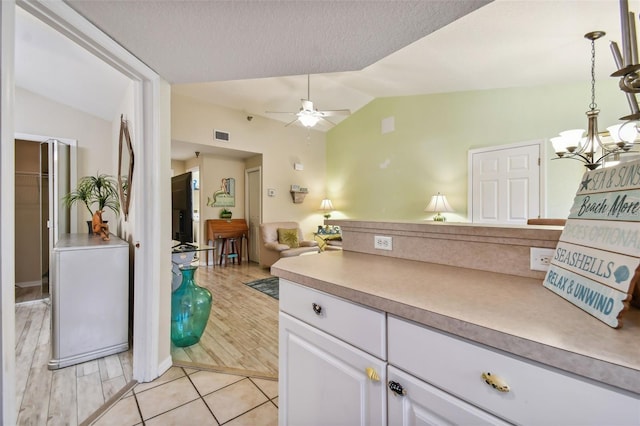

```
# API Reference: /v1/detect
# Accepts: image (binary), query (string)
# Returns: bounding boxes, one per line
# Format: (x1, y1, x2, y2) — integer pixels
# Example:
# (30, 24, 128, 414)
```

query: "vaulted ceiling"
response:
(16, 1, 640, 156)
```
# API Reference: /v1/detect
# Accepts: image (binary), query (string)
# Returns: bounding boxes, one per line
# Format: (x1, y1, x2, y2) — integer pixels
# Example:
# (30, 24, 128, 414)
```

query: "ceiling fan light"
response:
(298, 113, 320, 127)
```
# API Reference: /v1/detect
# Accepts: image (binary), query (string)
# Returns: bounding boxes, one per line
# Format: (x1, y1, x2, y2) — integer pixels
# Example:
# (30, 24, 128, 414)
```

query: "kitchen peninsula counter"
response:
(272, 250, 640, 395)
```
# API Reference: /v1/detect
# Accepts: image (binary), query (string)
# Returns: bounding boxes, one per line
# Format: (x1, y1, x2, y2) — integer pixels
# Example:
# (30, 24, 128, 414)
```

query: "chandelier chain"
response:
(590, 37, 597, 111)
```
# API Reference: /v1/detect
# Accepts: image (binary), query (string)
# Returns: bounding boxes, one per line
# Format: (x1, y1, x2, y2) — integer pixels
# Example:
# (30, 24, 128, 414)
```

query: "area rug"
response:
(244, 276, 279, 300)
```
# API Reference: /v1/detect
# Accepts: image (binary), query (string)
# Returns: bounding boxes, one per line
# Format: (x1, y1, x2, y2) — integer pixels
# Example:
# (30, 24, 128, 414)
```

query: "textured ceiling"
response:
(65, 0, 491, 84)
(15, 0, 640, 160)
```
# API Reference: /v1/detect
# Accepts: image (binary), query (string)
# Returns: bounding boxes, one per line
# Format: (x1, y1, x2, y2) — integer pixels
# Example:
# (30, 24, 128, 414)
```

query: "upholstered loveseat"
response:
(259, 221, 319, 268)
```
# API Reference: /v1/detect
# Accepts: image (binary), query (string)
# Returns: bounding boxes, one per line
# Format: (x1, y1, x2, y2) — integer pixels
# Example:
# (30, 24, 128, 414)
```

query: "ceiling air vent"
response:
(214, 130, 230, 142)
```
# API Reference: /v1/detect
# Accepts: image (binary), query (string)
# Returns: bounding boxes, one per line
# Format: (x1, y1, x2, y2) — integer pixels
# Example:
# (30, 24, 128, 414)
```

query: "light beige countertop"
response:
(272, 250, 640, 395)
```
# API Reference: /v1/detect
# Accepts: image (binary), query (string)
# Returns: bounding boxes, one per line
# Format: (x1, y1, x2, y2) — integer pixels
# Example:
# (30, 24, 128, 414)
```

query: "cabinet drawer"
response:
(388, 316, 640, 425)
(279, 279, 386, 358)
(387, 365, 509, 426)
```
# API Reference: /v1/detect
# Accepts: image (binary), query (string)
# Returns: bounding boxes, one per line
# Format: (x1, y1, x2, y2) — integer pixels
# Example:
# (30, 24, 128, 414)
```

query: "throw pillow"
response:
(277, 228, 300, 248)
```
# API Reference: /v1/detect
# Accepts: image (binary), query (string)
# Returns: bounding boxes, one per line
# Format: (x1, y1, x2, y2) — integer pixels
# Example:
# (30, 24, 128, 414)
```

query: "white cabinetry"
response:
(49, 234, 129, 369)
(279, 280, 640, 426)
(388, 316, 640, 426)
(279, 280, 386, 426)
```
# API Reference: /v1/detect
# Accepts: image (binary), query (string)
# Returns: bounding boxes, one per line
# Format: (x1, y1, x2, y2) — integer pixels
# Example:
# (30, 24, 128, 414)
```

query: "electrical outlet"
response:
(374, 235, 393, 251)
(530, 247, 555, 271)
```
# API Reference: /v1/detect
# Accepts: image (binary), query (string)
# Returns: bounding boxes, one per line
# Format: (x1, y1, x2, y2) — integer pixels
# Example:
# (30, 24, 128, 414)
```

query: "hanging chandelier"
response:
(551, 31, 637, 170)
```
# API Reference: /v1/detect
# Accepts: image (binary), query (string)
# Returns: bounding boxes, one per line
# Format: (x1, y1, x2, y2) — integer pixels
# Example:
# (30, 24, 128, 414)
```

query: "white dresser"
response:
(49, 233, 129, 369)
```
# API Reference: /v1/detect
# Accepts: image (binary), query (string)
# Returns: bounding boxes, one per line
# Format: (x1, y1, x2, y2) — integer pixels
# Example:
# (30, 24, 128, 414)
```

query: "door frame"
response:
(467, 139, 547, 222)
(2, 2, 169, 423)
(245, 166, 262, 262)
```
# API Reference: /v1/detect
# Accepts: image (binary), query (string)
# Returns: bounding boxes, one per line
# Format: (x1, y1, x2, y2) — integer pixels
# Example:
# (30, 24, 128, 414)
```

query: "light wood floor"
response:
(14, 261, 276, 424)
(171, 261, 279, 379)
(15, 300, 133, 425)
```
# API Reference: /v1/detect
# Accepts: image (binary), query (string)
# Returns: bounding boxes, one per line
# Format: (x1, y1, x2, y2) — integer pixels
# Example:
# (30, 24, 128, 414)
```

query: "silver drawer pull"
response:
(312, 303, 322, 315)
(481, 372, 510, 393)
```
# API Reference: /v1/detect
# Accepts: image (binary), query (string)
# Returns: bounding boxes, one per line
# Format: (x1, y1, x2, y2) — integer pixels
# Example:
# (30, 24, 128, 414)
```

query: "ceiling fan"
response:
(266, 74, 351, 128)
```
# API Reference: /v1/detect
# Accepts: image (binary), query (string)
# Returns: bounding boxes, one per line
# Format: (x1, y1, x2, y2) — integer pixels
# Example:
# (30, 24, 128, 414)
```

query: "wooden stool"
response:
(219, 238, 238, 266)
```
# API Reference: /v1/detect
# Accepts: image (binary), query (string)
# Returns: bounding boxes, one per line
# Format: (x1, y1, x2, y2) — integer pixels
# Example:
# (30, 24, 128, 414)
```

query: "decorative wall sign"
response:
(207, 177, 235, 207)
(543, 160, 640, 328)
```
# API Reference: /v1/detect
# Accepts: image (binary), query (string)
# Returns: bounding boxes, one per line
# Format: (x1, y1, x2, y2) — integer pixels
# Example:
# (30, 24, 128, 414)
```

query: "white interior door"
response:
(246, 167, 261, 262)
(469, 142, 541, 224)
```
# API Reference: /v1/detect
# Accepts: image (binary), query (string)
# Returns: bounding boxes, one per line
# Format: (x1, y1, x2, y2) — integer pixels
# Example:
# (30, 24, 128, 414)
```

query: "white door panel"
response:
(479, 180, 498, 221)
(471, 143, 540, 224)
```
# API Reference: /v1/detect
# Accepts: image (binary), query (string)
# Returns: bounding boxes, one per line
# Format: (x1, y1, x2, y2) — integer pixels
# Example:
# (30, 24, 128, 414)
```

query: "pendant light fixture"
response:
(551, 31, 636, 169)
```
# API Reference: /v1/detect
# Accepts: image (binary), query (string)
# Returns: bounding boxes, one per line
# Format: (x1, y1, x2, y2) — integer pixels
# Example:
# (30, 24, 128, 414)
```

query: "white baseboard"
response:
(15, 280, 41, 288)
(158, 355, 173, 376)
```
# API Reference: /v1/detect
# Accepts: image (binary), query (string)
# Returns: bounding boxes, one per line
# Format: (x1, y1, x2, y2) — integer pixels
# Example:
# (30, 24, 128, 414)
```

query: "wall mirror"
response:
(118, 114, 134, 220)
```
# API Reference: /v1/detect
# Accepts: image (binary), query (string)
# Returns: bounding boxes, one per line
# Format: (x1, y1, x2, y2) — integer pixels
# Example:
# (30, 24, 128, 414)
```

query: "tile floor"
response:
(90, 366, 278, 425)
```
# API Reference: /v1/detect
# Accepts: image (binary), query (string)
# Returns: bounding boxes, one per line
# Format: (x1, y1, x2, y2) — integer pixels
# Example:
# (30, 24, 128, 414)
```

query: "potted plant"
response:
(220, 208, 232, 219)
(64, 173, 120, 232)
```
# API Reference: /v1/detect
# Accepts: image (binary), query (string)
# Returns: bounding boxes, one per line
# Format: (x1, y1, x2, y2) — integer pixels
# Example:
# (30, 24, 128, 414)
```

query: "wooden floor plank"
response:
(101, 376, 127, 401)
(15, 302, 48, 419)
(17, 364, 53, 426)
(47, 366, 78, 426)
(76, 372, 105, 423)
(98, 354, 123, 381)
(170, 262, 278, 376)
(118, 350, 134, 383)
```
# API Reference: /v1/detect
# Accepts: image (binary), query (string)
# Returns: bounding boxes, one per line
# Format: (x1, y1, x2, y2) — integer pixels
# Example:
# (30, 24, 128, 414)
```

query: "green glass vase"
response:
(171, 265, 212, 347)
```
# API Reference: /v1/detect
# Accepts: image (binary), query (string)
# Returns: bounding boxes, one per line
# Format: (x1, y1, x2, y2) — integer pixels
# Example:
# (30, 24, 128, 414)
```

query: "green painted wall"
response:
(326, 79, 629, 222)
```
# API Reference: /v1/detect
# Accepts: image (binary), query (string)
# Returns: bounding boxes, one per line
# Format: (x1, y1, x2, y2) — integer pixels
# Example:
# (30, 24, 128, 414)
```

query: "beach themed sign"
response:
(543, 159, 640, 328)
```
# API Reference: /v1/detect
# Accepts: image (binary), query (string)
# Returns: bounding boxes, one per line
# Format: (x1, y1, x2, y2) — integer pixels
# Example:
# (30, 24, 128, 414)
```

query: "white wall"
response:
(172, 93, 328, 238)
(15, 87, 117, 230)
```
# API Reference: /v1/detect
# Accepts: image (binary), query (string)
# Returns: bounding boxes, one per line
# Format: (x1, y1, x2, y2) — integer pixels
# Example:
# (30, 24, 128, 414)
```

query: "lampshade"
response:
(424, 193, 454, 212)
(320, 198, 334, 219)
(558, 129, 585, 152)
(550, 136, 569, 156)
(320, 199, 334, 211)
(607, 123, 637, 148)
(424, 193, 453, 222)
(298, 113, 320, 128)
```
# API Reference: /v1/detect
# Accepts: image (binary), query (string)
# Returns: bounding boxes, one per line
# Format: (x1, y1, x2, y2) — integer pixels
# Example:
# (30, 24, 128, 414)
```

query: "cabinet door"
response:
(279, 312, 386, 426)
(388, 366, 509, 426)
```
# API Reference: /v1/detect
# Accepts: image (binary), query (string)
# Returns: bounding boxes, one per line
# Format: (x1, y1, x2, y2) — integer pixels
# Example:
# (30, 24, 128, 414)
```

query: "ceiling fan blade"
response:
(284, 117, 300, 127)
(320, 116, 337, 126)
(265, 111, 298, 115)
(318, 109, 351, 117)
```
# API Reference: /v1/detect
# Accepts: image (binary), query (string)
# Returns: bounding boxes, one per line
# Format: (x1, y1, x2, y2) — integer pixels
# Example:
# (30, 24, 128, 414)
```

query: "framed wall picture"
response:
(207, 177, 235, 207)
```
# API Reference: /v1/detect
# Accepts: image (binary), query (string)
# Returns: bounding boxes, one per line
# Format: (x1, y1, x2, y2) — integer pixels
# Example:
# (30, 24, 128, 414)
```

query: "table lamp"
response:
(424, 193, 454, 222)
(320, 199, 334, 219)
